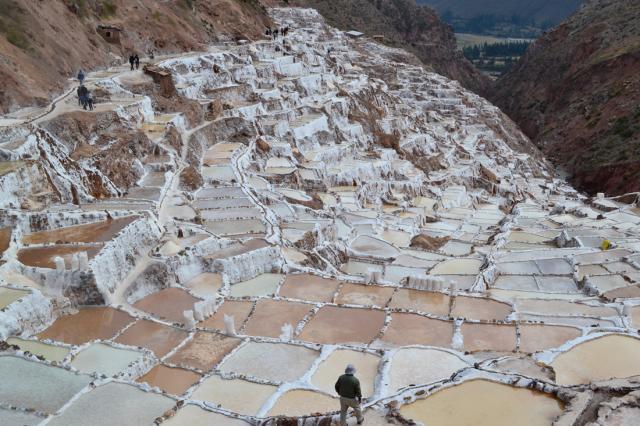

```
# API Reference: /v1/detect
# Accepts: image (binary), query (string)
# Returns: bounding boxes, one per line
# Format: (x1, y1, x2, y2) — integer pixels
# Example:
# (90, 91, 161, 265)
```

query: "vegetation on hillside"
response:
(462, 40, 530, 76)
(0, 0, 30, 50)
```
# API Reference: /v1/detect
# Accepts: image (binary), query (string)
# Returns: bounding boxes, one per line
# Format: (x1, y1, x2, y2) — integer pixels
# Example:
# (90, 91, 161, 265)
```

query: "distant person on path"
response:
(129, 54, 135, 71)
(134, 54, 140, 70)
(335, 364, 364, 425)
(76, 85, 83, 105)
(77, 69, 85, 84)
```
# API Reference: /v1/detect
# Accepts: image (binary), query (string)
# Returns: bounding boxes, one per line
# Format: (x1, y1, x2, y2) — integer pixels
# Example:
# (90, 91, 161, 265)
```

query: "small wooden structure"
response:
(96, 25, 122, 44)
(373, 34, 384, 42)
(143, 65, 176, 97)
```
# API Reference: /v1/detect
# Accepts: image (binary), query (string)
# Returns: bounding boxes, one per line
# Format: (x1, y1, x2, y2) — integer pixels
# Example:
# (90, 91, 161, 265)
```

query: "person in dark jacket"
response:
(134, 54, 140, 70)
(335, 364, 364, 425)
(129, 54, 135, 71)
(77, 69, 85, 84)
(77, 85, 88, 108)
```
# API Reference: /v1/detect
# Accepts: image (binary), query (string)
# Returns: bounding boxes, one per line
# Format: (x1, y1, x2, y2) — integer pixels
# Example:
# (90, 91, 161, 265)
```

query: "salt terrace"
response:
(1, 7, 640, 426)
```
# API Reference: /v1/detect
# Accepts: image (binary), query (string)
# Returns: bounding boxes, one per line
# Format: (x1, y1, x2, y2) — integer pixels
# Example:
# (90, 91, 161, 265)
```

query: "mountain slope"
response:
(418, 0, 583, 25)
(0, 0, 271, 113)
(491, 0, 640, 196)
(290, 0, 489, 94)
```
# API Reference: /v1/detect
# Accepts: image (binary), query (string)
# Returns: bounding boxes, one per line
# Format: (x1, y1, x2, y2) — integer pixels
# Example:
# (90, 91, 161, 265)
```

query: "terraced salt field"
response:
(1, 6, 640, 426)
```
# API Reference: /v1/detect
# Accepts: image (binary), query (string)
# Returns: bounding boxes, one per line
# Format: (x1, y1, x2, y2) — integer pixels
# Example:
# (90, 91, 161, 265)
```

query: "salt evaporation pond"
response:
(191, 375, 277, 416)
(22, 216, 137, 244)
(115, 319, 189, 358)
(0, 287, 29, 309)
(46, 382, 175, 425)
(70, 342, 143, 376)
(37, 307, 134, 345)
(6, 337, 70, 362)
(267, 389, 338, 417)
(137, 364, 201, 395)
(312, 349, 380, 398)
(17, 244, 102, 268)
(550, 334, 640, 385)
(0, 227, 11, 255)
(165, 404, 249, 425)
(400, 379, 564, 426)
(389, 348, 469, 391)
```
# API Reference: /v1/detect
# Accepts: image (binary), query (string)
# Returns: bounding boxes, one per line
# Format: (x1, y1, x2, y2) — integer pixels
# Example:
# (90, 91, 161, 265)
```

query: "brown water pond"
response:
(133, 287, 202, 323)
(22, 216, 138, 244)
(115, 319, 189, 357)
(18, 244, 102, 269)
(461, 323, 516, 352)
(137, 364, 201, 395)
(518, 324, 582, 353)
(381, 313, 453, 348)
(243, 299, 313, 338)
(0, 227, 11, 255)
(450, 296, 512, 321)
(37, 307, 134, 345)
(298, 306, 385, 344)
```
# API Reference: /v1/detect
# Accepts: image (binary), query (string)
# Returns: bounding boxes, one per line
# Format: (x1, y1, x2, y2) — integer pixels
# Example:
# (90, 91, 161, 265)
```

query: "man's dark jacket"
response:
(335, 373, 362, 399)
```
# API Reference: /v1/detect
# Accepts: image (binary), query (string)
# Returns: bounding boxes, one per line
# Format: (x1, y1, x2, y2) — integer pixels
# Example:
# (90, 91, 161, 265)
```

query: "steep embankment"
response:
(492, 0, 640, 196)
(290, 0, 488, 94)
(0, 0, 271, 113)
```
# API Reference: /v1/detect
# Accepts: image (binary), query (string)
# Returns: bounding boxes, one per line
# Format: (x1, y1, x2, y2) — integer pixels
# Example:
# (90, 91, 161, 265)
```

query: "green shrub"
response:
(101, 0, 117, 17)
(0, 0, 30, 50)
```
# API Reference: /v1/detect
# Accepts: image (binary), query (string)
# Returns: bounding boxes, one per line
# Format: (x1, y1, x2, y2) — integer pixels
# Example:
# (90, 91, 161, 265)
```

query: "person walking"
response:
(77, 69, 85, 85)
(129, 54, 135, 71)
(77, 85, 89, 109)
(335, 364, 364, 425)
(134, 54, 140, 70)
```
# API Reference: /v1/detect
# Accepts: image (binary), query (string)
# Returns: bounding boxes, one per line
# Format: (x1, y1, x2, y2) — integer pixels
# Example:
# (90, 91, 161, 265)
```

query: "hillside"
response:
(418, 0, 583, 25)
(290, 0, 489, 94)
(0, 0, 271, 113)
(491, 0, 640, 196)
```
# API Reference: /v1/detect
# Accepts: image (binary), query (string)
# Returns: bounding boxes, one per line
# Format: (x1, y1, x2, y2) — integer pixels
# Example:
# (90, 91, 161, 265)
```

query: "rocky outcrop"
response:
(491, 0, 640, 196)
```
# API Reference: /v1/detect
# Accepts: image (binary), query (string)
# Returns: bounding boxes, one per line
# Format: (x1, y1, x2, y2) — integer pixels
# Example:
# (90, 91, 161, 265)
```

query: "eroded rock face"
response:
(1, 5, 640, 426)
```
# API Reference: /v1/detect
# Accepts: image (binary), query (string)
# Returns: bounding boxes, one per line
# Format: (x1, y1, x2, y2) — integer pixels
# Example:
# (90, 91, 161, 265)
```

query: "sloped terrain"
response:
(492, 0, 640, 196)
(0, 6, 640, 426)
(0, 0, 271, 113)
(418, 0, 583, 25)
(290, 0, 489, 94)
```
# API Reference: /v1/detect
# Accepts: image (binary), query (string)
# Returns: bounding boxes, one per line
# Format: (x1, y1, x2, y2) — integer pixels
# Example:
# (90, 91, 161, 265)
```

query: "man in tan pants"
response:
(335, 364, 364, 425)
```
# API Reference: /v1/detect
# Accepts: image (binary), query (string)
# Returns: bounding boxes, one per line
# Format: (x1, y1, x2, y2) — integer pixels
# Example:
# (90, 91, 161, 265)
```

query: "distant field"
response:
(455, 33, 533, 49)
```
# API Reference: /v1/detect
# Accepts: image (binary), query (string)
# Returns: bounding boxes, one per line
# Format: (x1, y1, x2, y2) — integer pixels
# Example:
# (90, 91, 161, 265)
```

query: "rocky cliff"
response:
(0, 0, 271, 113)
(491, 0, 640, 196)
(290, 0, 489, 94)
